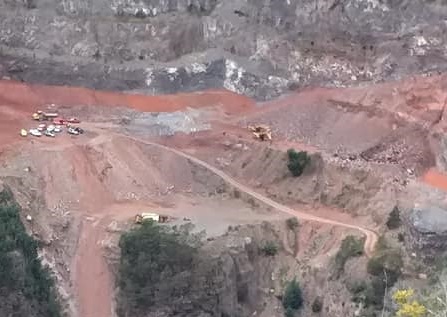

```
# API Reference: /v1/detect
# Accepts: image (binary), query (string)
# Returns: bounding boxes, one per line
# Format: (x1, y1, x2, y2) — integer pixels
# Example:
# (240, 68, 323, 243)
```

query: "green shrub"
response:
(386, 206, 401, 230)
(286, 218, 299, 230)
(367, 250, 403, 285)
(283, 278, 303, 310)
(363, 277, 387, 308)
(349, 281, 368, 303)
(311, 297, 323, 313)
(350, 280, 368, 295)
(334, 235, 364, 277)
(118, 221, 201, 314)
(287, 149, 311, 177)
(348, 240, 403, 310)
(261, 241, 278, 256)
(349, 278, 386, 308)
(285, 306, 295, 317)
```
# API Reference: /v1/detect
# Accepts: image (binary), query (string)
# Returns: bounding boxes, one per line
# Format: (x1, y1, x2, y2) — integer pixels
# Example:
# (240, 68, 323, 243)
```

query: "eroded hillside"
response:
(2, 1, 447, 317)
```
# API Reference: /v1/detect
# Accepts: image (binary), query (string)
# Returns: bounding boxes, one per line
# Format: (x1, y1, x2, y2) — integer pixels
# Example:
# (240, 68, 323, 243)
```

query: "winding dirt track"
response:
(122, 135, 379, 257)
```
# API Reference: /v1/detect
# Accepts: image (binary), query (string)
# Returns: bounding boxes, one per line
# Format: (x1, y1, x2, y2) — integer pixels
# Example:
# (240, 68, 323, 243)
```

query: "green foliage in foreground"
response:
(350, 237, 403, 311)
(117, 221, 202, 315)
(0, 187, 61, 317)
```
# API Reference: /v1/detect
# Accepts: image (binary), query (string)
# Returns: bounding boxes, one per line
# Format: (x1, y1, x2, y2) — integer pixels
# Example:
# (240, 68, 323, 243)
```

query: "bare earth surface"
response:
(1, 77, 447, 317)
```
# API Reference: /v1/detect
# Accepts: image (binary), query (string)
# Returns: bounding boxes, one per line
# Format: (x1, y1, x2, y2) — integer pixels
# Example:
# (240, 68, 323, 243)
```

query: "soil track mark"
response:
(74, 217, 113, 317)
(120, 135, 379, 256)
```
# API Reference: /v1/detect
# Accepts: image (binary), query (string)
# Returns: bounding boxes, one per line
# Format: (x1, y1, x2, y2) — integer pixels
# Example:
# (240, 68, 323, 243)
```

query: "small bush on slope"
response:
(287, 149, 310, 177)
(334, 235, 364, 277)
(386, 206, 401, 230)
(261, 241, 279, 256)
(283, 278, 303, 312)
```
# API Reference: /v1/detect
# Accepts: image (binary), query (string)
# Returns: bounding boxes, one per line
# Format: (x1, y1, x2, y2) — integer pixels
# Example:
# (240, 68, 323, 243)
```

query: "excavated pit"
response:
(4, 0, 447, 312)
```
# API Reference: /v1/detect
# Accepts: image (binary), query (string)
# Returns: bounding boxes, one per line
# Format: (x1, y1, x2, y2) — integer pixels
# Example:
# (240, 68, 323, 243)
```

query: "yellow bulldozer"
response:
(248, 124, 272, 141)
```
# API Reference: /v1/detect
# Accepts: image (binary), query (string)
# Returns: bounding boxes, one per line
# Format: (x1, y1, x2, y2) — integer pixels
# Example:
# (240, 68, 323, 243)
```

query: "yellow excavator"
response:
(248, 124, 272, 141)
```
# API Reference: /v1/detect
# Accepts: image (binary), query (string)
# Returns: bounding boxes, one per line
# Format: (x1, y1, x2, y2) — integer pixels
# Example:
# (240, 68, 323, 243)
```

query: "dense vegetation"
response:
(287, 149, 310, 177)
(117, 220, 202, 316)
(283, 278, 303, 316)
(350, 237, 403, 313)
(0, 187, 61, 317)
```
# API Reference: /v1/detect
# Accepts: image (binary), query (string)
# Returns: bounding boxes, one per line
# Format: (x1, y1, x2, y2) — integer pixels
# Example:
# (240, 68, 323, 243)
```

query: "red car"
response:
(53, 118, 67, 125)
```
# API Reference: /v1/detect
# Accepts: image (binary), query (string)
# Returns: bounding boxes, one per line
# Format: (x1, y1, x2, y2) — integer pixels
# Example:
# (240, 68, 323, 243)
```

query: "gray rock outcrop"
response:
(405, 205, 447, 259)
(2, 0, 447, 99)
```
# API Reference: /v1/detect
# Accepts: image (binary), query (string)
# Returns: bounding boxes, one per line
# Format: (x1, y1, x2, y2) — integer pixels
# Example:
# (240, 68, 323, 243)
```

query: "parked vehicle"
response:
(44, 131, 55, 137)
(67, 127, 79, 135)
(67, 117, 80, 124)
(134, 213, 169, 224)
(29, 129, 42, 137)
(67, 125, 84, 134)
(53, 118, 66, 125)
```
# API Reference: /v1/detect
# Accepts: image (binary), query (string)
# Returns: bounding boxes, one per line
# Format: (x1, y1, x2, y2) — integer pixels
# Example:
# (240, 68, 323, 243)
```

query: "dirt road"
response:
(74, 217, 114, 317)
(121, 135, 379, 256)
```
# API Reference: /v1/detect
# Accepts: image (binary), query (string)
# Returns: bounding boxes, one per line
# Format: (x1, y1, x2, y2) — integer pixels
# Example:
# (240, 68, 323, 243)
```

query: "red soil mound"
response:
(422, 168, 447, 192)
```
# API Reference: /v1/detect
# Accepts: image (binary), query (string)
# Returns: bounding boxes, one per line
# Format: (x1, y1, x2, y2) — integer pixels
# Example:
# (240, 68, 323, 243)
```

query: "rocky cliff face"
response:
(405, 205, 447, 260)
(2, 0, 447, 99)
(105, 221, 360, 317)
(107, 222, 285, 317)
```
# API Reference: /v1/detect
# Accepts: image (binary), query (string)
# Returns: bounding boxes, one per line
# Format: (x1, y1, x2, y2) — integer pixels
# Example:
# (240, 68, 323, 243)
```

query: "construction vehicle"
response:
(134, 213, 169, 224)
(32, 111, 59, 121)
(20, 129, 28, 137)
(248, 124, 272, 141)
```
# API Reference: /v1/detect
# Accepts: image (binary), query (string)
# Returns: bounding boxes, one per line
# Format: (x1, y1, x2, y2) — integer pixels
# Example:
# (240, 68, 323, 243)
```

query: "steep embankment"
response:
(0, 185, 61, 317)
(119, 135, 378, 256)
